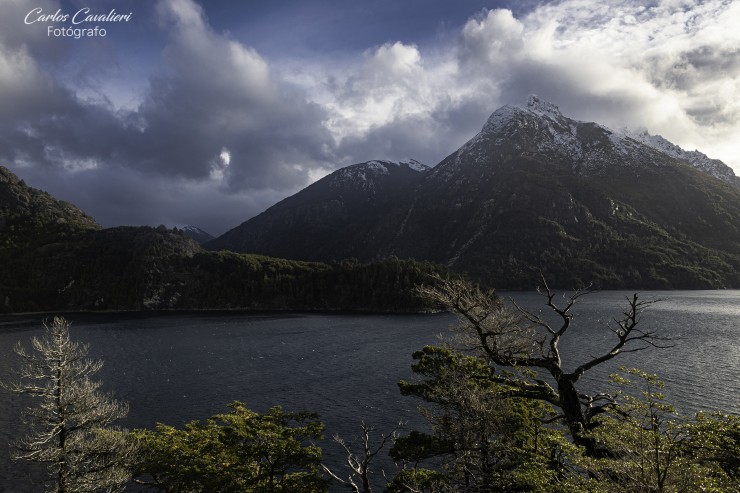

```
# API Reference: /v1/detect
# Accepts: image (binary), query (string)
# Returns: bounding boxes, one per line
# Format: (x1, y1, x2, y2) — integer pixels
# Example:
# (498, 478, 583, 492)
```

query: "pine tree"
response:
(4, 317, 135, 493)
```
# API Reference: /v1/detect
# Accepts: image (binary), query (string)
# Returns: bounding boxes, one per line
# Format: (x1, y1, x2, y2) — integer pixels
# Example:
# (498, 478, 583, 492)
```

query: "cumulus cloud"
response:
(316, 40, 495, 166)
(489, 0, 740, 163)
(459, 8, 525, 66)
(513, 0, 740, 162)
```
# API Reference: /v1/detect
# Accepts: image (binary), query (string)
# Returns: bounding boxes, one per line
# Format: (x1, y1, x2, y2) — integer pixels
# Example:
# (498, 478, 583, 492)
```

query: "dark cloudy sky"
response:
(2, 0, 739, 235)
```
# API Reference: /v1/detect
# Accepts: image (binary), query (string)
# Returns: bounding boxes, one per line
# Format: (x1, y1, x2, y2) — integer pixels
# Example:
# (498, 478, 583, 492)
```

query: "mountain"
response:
(207, 96, 740, 289)
(206, 159, 430, 258)
(181, 225, 215, 244)
(0, 166, 451, 313)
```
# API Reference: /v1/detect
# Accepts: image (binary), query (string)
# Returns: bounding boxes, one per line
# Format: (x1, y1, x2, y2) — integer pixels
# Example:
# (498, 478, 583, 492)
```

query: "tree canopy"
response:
(132, 402, 327, 493)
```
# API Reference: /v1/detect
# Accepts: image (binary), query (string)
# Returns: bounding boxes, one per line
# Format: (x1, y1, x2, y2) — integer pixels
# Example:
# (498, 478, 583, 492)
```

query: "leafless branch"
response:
(322, 421, 404, 493)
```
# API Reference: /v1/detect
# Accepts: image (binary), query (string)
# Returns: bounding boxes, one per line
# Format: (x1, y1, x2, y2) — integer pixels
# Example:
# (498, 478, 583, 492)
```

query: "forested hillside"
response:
(0, 166, 454, 314)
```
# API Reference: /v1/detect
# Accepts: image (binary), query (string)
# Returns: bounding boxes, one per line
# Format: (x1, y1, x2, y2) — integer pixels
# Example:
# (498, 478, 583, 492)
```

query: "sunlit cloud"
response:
(315, 0, 740, 171)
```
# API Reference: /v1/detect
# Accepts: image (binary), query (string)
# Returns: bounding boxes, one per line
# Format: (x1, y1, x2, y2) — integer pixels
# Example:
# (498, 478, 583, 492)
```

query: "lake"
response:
(0, 290, 738, 491)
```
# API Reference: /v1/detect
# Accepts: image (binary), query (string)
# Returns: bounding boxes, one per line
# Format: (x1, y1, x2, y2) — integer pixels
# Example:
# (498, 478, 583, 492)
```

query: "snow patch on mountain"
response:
(401, 159, 429, 172)
(361, 161, 391, 175)
(606, 130, 650, 157)
(467, 96, 583, 157)
(337, 159, 429, 181)
(331, 159, 430, 193)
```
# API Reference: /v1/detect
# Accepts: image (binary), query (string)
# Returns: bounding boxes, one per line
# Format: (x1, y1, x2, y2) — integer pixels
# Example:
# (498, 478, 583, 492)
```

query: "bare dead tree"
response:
(418, 275, 669, 455)
(322, 422, 401, 493)
(3, 317, 136, 493)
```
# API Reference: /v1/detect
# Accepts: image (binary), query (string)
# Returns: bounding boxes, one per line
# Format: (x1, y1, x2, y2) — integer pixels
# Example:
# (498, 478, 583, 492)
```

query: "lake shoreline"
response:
(4, 288, 738, 321)
(0, 307, 446, 323)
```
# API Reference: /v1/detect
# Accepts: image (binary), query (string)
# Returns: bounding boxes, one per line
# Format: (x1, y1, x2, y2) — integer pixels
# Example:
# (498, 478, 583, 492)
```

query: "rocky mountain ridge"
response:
(620, 127, 739, 186)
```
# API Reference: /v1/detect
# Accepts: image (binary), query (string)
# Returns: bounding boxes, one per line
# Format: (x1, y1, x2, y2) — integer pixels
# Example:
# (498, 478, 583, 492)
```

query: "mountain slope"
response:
(0, 166, 100, 249)
(207, 97, 740, 289)
(206, 159, 430, 259)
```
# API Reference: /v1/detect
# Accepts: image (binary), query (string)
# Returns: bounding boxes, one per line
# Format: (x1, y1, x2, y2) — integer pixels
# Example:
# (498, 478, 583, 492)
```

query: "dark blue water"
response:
(0, 291, 738, 491)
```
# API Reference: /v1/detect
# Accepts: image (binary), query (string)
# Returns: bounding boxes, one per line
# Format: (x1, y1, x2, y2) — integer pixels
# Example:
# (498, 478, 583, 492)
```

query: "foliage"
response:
(385, 468, 448, 493)
(394, 345, 584, 492)
(583, 368, 738, 492)
(459, 163, 740, 290)
(394, 281, 740, 492)
(133, 402, 327, 492)
(1, 165, 457, 314)
(685, 411, 740, 487)
(393, 347, 740, 492)
(178, 253, 452, 312)
(3, 317, 135, 493)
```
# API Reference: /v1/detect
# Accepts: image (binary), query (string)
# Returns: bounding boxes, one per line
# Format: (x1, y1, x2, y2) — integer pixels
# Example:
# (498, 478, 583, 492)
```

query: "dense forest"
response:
(1, 223, 454, 313)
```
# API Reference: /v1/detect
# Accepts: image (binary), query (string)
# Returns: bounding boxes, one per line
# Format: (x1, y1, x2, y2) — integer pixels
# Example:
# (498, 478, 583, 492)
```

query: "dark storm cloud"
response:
(1, 0, 338, 233)
(13, 164, 281, 234)
(126, 0, 336, 190)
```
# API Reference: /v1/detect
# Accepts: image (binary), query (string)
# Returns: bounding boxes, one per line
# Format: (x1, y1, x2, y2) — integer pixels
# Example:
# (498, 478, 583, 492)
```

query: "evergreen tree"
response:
(4, 317, 135, 493)
(393, 346, 581, 492)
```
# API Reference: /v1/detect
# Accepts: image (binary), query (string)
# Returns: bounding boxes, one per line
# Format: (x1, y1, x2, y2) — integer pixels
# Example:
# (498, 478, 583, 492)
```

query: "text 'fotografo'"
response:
(25, 7, 133, 39)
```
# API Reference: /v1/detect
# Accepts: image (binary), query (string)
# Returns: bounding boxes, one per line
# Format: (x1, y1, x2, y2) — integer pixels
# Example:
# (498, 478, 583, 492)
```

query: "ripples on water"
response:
(0, 290, 738, 491)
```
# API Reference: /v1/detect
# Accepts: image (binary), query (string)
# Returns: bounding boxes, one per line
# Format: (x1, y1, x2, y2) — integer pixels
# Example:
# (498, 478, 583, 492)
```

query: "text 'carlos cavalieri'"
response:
(25, 7, 133, 39)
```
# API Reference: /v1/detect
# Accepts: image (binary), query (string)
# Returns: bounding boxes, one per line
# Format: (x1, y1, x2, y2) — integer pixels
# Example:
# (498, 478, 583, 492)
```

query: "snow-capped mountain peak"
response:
(523, 94, 564, 119)
(460, 95, 583, 169)
(477, 95, 574, 141)
(453, 96, 739, 187)
(399, 158, 429, 172)
(181, 225, 214, 244)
